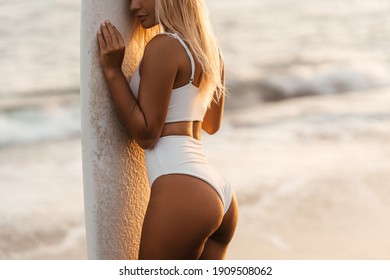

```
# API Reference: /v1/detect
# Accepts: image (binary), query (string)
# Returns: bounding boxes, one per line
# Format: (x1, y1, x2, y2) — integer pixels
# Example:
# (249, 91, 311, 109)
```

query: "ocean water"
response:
(1, 0, 390, 145)
(1, 0, 390, 259)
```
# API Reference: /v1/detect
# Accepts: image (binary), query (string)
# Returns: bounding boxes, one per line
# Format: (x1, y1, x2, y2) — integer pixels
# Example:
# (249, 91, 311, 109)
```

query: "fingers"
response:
(105, 21, 117, 46)
(97, 20, 126, 70)
(109, 22, 125, 49)
(114, 26, 125, 48)
(97, 31, 106, 51)
(100, 21, 112, 47)
(98, 20, 124, 50)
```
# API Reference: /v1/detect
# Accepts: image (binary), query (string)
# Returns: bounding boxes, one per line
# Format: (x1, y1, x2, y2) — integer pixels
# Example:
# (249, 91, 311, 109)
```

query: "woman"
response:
(97, 0, 238, 260)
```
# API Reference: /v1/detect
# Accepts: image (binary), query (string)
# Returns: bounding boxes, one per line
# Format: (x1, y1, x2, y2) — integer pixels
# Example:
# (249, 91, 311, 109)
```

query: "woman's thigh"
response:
(139, 174, 224, 260)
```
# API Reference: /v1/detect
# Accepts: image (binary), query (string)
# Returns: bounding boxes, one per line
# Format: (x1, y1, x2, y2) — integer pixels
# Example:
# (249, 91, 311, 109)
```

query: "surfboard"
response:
(80, 0, 149, 259)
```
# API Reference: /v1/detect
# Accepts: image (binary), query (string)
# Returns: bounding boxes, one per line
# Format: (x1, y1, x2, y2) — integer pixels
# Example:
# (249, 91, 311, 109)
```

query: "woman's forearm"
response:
(97, 21, 164, 149)
(103, 69, 152, 146)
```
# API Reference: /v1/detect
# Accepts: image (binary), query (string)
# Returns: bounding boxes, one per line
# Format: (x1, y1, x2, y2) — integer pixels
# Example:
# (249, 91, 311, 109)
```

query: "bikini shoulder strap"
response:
(158, 32, 195, 82)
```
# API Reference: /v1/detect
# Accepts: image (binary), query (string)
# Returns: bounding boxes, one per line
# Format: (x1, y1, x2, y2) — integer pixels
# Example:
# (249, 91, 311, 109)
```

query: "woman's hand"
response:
(97, 20, 125, 75)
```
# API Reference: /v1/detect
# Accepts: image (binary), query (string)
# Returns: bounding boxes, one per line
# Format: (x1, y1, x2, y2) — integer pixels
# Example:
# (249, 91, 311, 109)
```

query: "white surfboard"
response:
(80, 0, 149, 259)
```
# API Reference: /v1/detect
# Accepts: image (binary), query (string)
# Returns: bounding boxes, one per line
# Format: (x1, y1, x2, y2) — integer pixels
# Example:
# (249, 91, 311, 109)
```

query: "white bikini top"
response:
(129, 33, 209, 123)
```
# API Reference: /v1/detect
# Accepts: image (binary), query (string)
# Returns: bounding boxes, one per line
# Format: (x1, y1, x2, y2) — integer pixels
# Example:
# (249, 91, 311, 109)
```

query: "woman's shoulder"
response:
(140, 33, 183, 73)
(144, 33, 181, 58)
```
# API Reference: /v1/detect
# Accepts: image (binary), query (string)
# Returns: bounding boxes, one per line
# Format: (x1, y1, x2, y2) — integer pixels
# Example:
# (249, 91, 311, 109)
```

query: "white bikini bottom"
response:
(144, 135, 233, 214)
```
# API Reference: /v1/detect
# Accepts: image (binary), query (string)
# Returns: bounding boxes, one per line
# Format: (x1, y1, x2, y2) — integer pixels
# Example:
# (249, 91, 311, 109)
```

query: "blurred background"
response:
(1, 0, 390, 259)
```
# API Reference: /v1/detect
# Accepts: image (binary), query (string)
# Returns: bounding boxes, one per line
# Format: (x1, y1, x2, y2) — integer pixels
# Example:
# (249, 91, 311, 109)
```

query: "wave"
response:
(0, 92, 81, 147)
(0, 214, 86, 259)
(1, 60, 389, 146)
(227, 62, 390, 103)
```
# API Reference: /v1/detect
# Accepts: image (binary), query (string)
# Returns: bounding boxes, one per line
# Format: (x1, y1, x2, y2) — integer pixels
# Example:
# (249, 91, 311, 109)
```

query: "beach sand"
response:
(1, 88, 390, 259)
(223, 88, 390, 259)
(0, 139, 86, 259)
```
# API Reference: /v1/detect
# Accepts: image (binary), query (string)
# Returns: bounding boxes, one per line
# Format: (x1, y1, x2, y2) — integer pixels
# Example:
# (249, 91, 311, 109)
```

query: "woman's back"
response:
(129, 32, 207, 140)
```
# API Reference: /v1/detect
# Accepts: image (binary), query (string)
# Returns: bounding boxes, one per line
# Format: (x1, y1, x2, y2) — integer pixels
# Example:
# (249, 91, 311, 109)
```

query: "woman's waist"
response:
(148, 134, 202, 150)
(144, 134, 209, 169)
(145, 133, 204, 157)
(160, 121, 202, 140)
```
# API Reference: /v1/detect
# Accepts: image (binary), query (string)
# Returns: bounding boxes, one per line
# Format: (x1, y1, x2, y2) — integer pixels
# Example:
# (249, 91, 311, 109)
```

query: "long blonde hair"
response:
(127, 0, 225, 105)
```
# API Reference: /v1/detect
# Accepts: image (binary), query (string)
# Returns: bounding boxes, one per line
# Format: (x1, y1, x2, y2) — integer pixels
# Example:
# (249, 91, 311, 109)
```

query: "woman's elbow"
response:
(202, 122, 221, 135)
(134, 130, 160, 150)
(136, 136, 158, 150)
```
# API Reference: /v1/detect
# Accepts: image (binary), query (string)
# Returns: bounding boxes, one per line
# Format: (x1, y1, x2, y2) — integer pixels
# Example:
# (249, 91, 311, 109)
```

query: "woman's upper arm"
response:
(202, 93, 225, 134)
(136, 36, 178, 145)
(202, 63, 226, 135)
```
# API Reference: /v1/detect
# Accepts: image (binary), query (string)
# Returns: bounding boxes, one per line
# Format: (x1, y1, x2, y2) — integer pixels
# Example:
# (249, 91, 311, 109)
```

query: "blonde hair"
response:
(127, 0, 225, 106)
